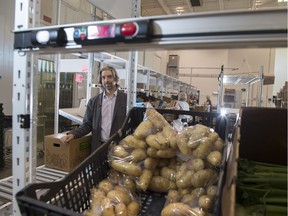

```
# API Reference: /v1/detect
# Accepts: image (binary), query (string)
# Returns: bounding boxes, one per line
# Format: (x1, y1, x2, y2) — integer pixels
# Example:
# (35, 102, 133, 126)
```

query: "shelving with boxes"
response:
(57, 54, 197, 126)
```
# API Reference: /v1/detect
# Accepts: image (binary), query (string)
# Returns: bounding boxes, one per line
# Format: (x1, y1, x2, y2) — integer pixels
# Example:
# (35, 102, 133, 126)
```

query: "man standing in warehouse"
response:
(60, 66, 127, 152)
(205, 95, 212, 112)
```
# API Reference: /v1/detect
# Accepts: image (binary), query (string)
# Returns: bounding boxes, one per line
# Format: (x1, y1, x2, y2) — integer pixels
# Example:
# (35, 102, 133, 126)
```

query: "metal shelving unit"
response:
(11, 3, 288, 215)
(0, 166, 68, 215)
(57, 54, 197, 124)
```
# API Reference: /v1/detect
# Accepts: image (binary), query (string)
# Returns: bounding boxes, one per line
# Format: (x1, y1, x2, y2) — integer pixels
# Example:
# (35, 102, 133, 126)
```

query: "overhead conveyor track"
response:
(14, 8, 287, 54)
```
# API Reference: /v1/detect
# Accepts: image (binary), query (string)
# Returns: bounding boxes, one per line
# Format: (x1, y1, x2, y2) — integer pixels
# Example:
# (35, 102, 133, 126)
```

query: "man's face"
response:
(101, 70, 117, 92)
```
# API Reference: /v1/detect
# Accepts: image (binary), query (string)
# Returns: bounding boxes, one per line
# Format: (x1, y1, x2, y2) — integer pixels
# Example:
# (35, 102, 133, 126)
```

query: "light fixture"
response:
(176, 7, 184, 15)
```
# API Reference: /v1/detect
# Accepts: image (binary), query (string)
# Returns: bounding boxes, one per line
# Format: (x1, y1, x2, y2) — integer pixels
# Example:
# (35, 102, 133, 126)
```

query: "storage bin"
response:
(16, 107, 228, 216)
(221, 107, 288, 216)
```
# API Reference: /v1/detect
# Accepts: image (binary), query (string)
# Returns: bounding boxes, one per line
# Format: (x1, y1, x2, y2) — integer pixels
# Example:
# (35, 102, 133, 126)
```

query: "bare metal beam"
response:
(179, 73, 219, 78)
(157, 0, 172, 14)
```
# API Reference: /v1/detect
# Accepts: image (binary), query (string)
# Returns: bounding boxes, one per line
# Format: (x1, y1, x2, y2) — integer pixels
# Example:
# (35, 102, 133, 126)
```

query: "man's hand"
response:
(60, 134, 75, 143)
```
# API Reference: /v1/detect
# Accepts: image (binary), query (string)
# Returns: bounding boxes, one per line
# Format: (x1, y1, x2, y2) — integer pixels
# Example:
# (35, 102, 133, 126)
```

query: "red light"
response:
(120, 23, 138, 37)
(80, 33, 86, 40)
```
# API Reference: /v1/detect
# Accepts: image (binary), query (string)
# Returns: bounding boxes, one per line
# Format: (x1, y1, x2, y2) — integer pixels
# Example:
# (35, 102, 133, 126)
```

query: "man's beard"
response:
(104, 82, 116, 91)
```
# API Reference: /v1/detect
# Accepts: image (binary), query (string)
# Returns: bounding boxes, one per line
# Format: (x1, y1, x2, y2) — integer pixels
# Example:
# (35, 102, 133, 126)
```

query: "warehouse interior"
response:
(0, 0, 287, 215)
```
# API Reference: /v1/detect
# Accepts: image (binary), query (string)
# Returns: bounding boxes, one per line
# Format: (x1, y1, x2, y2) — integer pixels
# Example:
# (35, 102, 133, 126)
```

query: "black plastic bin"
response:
(16, 108, 228, 216)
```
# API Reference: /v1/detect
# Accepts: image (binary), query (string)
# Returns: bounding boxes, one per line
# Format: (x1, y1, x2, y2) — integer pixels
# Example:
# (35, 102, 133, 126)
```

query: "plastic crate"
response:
(16, 107, 228, 216)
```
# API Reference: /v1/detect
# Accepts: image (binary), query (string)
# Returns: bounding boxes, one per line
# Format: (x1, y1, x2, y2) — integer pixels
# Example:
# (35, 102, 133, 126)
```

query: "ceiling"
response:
(141, 0, 287, 17)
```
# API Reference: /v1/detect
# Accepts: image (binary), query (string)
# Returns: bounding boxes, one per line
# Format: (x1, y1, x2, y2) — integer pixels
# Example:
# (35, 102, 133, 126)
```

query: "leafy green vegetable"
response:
(236, 158, 287, 216)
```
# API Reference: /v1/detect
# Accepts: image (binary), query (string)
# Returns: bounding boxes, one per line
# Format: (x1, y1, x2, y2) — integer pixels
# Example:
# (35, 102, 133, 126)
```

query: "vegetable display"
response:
(236, 158, 287, 216)
(85, 108, 226, 215)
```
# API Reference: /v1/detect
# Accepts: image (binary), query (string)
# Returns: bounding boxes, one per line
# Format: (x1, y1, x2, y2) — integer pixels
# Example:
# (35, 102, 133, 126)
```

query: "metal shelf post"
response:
(12, 0, 40, 215)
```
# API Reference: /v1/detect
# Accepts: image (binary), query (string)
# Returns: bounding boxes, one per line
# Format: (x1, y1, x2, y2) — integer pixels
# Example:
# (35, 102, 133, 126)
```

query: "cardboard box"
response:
(44, 133, 91, 172)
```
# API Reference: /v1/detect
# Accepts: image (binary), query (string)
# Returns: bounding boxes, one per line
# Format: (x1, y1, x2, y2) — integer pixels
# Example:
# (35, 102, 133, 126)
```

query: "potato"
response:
(127, 201, 141, 216)
(176, 170, 194, 189)
(131, 148, 147, 162)
(181, 194, 198, 206)
(191, 169, 217, 188)
(169, 135, 178, 150)
(161, 203, 199, 216)
(166, 190, 181, 203)
(123, 177, 136, 193)
(160, 167, 176, 182)
(111, 160, 142, 176)
(107, 190, 131, 205)
(103, 208, 115, 216)
(112, 145, 130, 158)
(123, 135, 147, 149)
(162, 125, 176, 140)
(146, 147, 159, 158)
(176, 133, 191, 155)
(137, 169, 153, 191)
(199, 195, 214, 211)
(176, 163, 188, 180)
(98, 179, 114, 194)
(90, 189, 105, 211)
(101, 197, 115, 216)
(192, 138, 212, 159)
(191, 187, 206, 198)
(146, 133, 169, 150)
(134, 120, 154, 139)
(187, 127, 210, 149)
(208, 131, 219, 143)
(155, 132, 169, 147)
(144, 157, 159, 170)
(114, 185, 129, 193)
(115, 203, 127, 216)
(146, 108, 169, 130)
(149, 176, 177, 193)
(212, 138, 224, 152)
(178, 188, 191, 197)
(206, 185, 218, 199)
(157, 148, 176, 158)
(186, 158, 205, 172)
(207, 151, 222, 166)
(188, 124, 210, 143)
(83, 210, 95, 216)
(193, 124, 211, 131)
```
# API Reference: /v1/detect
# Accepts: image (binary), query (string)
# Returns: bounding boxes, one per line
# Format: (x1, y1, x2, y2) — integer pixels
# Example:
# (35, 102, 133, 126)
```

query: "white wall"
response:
(227, 48, 275, 107)
(169, 49, 229, 105)
(273, 48, 288, 95)
(169, 48, 278, 107)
